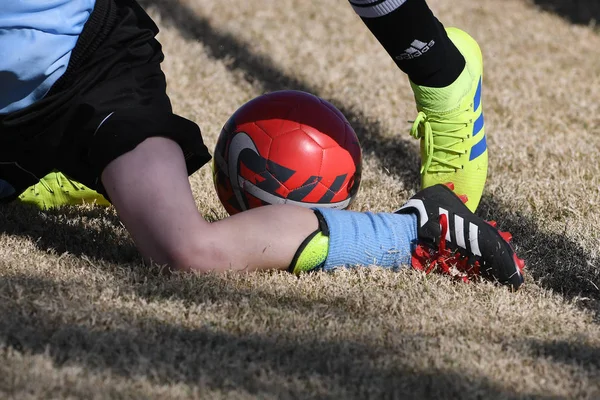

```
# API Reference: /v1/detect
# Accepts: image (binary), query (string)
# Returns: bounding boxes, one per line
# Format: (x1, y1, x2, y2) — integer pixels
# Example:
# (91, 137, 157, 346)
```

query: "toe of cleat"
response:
(499, 231, 513, 242)
(483, 220, 525, 282)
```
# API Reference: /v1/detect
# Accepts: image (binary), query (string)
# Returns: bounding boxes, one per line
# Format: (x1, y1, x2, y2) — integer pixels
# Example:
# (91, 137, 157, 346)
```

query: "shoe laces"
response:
(410, 107, 474, 174)
(411, 213, 480, 283)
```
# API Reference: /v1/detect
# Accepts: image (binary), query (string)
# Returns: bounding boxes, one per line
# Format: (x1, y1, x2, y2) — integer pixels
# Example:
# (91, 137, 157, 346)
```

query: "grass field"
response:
(1, 0, 600, 398)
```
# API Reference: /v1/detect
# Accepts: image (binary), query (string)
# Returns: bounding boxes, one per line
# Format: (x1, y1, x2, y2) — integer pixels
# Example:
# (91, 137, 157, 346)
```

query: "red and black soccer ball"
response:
(213, 90, 362, 216)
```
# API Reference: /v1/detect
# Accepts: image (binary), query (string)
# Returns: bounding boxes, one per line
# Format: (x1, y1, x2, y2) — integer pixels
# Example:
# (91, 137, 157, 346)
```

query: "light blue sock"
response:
(314, 208, 418, 271)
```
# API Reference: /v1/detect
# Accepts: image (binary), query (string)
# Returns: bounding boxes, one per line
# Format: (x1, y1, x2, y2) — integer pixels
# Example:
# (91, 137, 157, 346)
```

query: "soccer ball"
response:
(213, 90, 362, 216)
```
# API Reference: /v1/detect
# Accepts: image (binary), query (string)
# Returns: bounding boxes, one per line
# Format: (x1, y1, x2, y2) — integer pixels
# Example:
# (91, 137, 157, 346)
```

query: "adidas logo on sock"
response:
(396, 39, 436, 60)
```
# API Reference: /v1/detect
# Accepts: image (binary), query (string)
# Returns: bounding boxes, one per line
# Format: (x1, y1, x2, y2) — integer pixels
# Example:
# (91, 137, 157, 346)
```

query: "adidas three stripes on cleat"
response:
(396, 184, 525, 290)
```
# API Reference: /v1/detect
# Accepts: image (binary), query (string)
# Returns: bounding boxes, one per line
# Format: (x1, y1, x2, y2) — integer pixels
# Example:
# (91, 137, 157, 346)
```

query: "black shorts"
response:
(0, 0, 211, 202)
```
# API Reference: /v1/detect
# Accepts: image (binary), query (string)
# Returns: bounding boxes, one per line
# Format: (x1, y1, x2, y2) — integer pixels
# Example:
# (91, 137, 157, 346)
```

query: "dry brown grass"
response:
(1, 0, 600, 398)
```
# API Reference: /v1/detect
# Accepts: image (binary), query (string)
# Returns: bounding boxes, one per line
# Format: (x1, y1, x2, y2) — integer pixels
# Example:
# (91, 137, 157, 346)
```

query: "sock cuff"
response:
(349, 0, 409, 18)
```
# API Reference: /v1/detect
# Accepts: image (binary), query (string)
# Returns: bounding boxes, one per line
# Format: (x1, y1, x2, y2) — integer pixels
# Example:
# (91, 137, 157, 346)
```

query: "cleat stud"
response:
(500, 231, 513, 242)
(443, 182, 455, 191)
(486, 220, 498, 228)
(458, 195, 469, 204)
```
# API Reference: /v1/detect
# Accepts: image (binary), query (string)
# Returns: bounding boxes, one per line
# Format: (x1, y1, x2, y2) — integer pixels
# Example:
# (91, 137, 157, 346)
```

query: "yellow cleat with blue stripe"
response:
(18, 171, 110, 209)
(409, 27, 487, 212)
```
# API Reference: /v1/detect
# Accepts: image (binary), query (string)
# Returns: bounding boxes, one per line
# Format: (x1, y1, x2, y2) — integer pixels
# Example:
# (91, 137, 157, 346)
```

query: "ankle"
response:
(410, 65, 472, 113)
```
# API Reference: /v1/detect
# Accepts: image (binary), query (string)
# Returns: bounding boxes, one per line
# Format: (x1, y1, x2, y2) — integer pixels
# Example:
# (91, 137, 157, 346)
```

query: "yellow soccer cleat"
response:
(18, 171, 110, 209)
(409, 27, 488, 212)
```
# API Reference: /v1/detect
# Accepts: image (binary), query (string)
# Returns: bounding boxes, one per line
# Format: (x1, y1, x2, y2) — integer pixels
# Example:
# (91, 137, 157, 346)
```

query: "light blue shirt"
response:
(0, 0, 96, 114)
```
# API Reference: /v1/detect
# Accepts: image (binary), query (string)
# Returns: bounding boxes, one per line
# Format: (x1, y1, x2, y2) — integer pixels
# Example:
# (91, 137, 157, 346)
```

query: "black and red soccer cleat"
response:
(396, 184, 525, 290)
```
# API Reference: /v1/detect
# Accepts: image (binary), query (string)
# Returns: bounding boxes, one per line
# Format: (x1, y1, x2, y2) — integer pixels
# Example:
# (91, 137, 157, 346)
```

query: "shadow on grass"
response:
(526, 338, 600, 371)
(0, 274, 561, 399)
(0, 203, 140, 265)
(477, 197, 600, 317)
(532, 0, 600, 26)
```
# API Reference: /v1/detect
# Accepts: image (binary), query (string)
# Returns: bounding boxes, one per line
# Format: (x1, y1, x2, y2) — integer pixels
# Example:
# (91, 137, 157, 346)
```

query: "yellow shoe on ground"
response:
(18, 171, 110, 209)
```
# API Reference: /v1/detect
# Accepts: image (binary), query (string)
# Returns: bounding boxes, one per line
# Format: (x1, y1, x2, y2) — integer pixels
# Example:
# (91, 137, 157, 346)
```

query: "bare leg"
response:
(101, 136, 318, 272)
